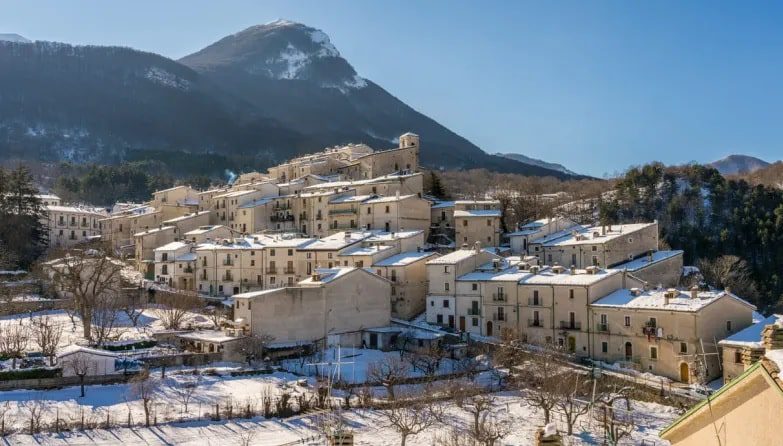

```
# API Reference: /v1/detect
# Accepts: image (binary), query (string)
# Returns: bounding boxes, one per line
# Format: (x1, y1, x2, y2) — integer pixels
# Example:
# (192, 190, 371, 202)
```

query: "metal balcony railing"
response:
(283, 268, 296, 274)
(266, 267, 278, 274)
(528, 319, 543, 328)
(492, 313, 506, 322)
(328, 208, 357, 215)
(492, 293, 507, 302)
(596, 323, 609, 333)
(528, 298, 542, 306)
(467, 308, 481, 316)
(559, 321, 582, 330)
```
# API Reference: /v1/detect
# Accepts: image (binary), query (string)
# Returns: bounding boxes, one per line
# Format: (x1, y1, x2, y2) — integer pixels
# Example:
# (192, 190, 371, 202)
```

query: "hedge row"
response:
(0, 367, 62, 381)
(102, 340, 157, 351)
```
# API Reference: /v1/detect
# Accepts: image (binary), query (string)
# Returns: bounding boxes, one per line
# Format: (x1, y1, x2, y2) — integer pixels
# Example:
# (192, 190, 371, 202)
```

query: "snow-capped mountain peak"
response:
(0, 33, 31, 43)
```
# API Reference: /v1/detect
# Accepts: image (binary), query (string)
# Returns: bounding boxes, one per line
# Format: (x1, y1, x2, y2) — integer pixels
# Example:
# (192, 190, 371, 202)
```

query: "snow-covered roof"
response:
(339, 244, 394, 256)
(592, 288, 756, 312)
(365, 230, 423, 242)
(299, 231, 373, 250)
(46, 205, 106, 216)
(508, 229, 541, 237)
(459, 266, 531, 282)
(364, 194, 417, 204)
(765, 350, 783, 374)
(58, 345, 119, 358)
(298, 267, 357, 285)
(177, 330, 243, 344)
(329, 194, 372, 204)
(719, 315, 783, 348)
(613, 250, 684, 272)
(431, 201, 455, 209)
(163, 211, 210, 224)
(154, 241, 190, 252)
(542, 223, 657, 247)
(427, 248, 482, 265)
(454, 200, 499, 205)
(263, 236, 314, 248)
(213, 189, 262, 199)
(184, 225, 228, 235)
(233, 288, 287, 300)
(373, 251, 436, 267)
(454, 209, 502, 218)
(195, 236, 268, 251)
(238, 197, 276, 209)
(134, 225, 175, 237)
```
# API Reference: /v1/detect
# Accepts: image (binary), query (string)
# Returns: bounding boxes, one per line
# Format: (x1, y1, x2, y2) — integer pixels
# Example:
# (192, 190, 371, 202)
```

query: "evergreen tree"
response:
(426, 171, 449, 199)
(0, 165, 48, 268)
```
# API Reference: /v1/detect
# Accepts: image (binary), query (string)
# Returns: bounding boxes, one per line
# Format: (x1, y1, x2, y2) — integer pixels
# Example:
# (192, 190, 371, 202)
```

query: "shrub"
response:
(0, 367, 62, 381)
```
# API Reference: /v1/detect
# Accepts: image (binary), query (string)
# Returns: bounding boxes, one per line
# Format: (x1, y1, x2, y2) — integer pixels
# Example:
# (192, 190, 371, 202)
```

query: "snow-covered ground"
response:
(2, 388, 679, 445)
(280, 347, 467, 384)
(0, 308, 215, 353)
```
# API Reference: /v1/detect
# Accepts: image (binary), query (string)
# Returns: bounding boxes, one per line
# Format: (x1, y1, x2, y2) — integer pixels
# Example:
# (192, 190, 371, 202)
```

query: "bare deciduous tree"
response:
(554, 374, 591, 435)
(382, 399, 442, 446)
(596, 386, 636, 445)
(21, 399, 45, 434)
(0, 401, 13, 437)
(119, 288, 147, 328)
(62, 353, 93, 397)
(367, 356, 410, 401)
(154, 291, 201, 330)
(236, 333, 274, 367)
(44, 248, 125, 342)
(520, 345, 561, 424)
(697, 255, 759, 302)
(32, 315, 63, 366)
(0, 322, 29, 369)
(168, 374, 202, 414)
(130, 371, 159, 427)
(90, 298, 124, 347)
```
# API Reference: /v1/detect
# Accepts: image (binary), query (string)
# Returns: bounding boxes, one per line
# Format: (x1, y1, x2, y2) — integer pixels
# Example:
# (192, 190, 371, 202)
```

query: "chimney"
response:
(690, 286, 699, 300)
(762, 323, 783, 351)
(664, 292, 670, 306)
(396, 190, 400, 199)
(601, 225, 606, 236)
(725, 286, 732, 295)
(648, 250, 653, 263)
(570, 265, 576, 274)
(492, 258, 501, 272)
(344, 231, 351, 240)
(630, 287, 642, 297)
(530, 265, 540, 275)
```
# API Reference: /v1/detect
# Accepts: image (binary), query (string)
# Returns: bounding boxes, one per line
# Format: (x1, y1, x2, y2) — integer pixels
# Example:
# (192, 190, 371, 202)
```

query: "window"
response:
(601, 342, 608, 353)
(385, 205, 390, 214)
(327, 253, 333, 259)
(444, 266, 450, 273)
(367, 207, 371, 214)
(445, 282, 450, 291)
(628, 237, 633, 243)
(648, 317, 657, 328)
(472, 318, 478, 327)
(437, 314, 443, 324)
(472, 283, 478, 291)
(486, 219, 491, 226)
(726, 320, 733, 333)
(734, 350, 742, 364)
(463, 220, 468, 227)
(600, 314, 608, 325)
(288, 249, 293, 256)
(430, 300, 434, 307)
(270, 249, 276, 256)
(569, 289, 574, 299)
(650, 346, 658, 360)
(443, 299, 449, 308)
(250, 251, 255, 256)
(624, 316, 631, 327)
(680, 342, 687, 354)
(250, 260, 255, 266)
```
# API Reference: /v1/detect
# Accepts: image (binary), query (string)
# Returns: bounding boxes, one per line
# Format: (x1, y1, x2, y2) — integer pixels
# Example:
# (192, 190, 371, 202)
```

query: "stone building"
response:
(45, 205, 106, 248)
(232, 267, 391, 344)
(539, 222, 659, 268)
(589, 287, 755, 383)
(453, 200, 502, 248)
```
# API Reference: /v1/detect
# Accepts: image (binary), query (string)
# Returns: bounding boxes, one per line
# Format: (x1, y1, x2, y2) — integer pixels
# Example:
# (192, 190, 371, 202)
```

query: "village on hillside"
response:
(1, 133, 781, 446)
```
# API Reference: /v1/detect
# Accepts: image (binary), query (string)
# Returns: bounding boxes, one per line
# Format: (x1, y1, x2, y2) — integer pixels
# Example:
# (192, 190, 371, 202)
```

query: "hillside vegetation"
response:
(600, 163, 783, 311)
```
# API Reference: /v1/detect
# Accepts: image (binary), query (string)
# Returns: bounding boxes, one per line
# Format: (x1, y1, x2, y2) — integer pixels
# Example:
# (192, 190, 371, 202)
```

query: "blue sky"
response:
(3, 0, 782, 176)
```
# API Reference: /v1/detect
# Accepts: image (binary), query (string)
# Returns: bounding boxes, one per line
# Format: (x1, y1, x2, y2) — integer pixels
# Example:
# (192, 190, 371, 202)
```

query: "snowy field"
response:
(280, 347, 469, 384)
(0, 367, 311, 431)
(0, 308, 215, 353)
(2, 390, 679, 445)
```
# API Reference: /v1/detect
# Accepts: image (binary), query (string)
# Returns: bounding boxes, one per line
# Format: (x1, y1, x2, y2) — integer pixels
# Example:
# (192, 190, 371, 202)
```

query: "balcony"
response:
(596, 323, 609, 333)
(492, 313, 506, 322)
(222, 259, 234, 266)
(328, 208, 358, 215)
(492, 293, 507, 302)
(559, 321, 582, 330)
(271, 214, 294, 223)
(274, 204, 291, 211)
(332, 223, 358, 230)
(222, 275, 234, 282)
(299, 212, 308, 220)
(467, 308, 481, 316)
(184, 267, 194, 274)
(266, 267, 278, 274)
(528, 319, 543, 328)
(315, 214, 323, 221)
(527, 298, 543, 306)
(283, 267, 296, 274)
